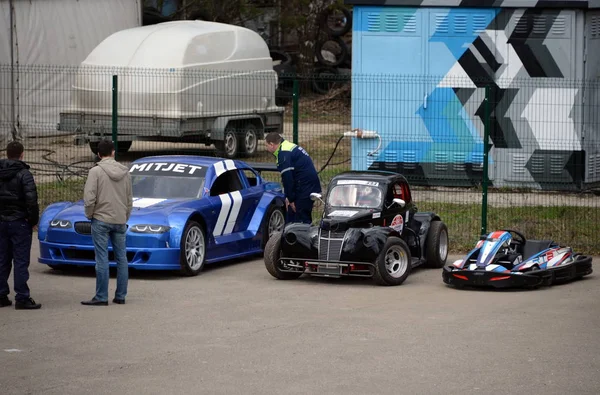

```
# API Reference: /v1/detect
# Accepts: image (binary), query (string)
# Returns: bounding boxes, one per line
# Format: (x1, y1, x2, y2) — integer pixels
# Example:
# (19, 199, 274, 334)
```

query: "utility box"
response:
(59, 20, 284, 159)
(346, 0, 600, 190)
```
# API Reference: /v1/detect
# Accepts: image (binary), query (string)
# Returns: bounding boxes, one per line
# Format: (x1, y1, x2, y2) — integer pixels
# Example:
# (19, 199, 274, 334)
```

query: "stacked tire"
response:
(313, 5, 352, 94)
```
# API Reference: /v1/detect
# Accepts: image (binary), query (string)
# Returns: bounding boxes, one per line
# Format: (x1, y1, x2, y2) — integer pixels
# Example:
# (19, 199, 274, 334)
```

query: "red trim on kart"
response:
(489, 276, 511, 281)
(453, 274, 469, 281)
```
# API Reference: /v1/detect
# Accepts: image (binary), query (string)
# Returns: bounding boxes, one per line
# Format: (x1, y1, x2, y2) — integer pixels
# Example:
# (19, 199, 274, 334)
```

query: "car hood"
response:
(51, 198, 198, 222)
(321, 208, 379, 231)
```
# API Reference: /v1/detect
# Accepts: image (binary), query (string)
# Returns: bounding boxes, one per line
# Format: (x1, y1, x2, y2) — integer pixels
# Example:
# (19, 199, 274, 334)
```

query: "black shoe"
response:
(112, 298, 125, 305)
(0, 296, 12, 307)
(81, 298, 108, 306)
(15, 297, 41, 310)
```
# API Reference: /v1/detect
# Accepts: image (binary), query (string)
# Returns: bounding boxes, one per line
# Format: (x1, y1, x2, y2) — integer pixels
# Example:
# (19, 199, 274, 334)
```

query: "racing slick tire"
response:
(264, 231, 303, 280)
(261, 204, 286, 250)
(373, 237, 412, 286)
(179, 221, 206, 276)
(425, 220, 449, 268)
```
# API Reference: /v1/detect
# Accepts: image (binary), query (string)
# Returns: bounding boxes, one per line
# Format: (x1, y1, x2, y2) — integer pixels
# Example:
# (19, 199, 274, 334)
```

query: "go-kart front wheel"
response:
(373, 237, 412, 286)
(264, 232, 303, 280)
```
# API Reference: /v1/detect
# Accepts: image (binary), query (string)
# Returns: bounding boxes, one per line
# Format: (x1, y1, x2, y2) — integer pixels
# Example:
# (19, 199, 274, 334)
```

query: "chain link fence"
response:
(1, 65, 598, 253)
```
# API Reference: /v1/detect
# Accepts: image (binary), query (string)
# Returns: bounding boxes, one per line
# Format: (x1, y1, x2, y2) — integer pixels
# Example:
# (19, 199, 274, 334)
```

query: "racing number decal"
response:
(390, 214, 404, 232)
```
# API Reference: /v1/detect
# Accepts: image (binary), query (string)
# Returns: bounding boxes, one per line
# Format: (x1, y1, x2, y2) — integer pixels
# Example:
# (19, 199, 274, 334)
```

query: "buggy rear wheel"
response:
(264, 232, 302, 280)
(373, 237, 412, 286)
(425, 220, 449, 268)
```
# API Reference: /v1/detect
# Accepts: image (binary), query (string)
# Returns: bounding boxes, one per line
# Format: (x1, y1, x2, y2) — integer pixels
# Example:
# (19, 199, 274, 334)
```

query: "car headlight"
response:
(130, 224, 171, 234)
(50, 219, 72, 228)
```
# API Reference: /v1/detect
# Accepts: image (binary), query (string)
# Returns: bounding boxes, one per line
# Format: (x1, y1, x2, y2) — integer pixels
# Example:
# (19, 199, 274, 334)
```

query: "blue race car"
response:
(38, 155, 286, 276)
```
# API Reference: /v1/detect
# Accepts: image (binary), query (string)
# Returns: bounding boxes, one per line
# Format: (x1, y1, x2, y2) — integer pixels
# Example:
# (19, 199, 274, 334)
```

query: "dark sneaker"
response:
(0, 296, 12, 307)
(112, 298, 125, 305)
(81, 298, 108, 306)
(15, 297, 41, 310)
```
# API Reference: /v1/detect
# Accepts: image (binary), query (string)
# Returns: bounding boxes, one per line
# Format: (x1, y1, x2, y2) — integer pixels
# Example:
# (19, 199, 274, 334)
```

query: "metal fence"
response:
(1, 65, 598, 254)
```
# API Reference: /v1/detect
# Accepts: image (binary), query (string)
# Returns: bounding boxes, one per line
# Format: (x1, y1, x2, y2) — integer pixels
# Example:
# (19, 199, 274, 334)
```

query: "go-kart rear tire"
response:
(373, 237, 412, 286)
(264, 231, 302, 280)
(425, 220, 449, 268)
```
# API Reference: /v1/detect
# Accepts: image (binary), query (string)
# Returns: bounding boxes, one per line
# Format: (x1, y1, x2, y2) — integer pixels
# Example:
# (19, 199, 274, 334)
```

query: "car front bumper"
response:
(38, 240, 181, 270)
(278, 257, 375, 278)
(442, 266, 545, 289)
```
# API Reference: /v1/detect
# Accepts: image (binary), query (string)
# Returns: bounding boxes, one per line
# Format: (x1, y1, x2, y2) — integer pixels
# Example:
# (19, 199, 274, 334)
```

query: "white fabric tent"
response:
(0, 0, 142, 143)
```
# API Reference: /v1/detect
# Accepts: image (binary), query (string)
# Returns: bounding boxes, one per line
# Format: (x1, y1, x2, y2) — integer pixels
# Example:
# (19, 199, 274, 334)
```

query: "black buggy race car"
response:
(263, 170, 449, 286)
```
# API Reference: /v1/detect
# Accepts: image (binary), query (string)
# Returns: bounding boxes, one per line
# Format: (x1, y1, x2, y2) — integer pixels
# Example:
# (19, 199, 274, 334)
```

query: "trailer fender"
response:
(211, 115, 265, 141)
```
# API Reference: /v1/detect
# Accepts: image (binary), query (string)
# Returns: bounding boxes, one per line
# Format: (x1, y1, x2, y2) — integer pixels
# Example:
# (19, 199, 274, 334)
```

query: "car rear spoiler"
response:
(248, 162, 279, 174)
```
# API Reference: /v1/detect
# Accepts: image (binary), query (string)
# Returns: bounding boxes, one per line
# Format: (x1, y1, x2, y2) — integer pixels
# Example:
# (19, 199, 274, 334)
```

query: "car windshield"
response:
(131, 175, 205, 199)
(327, 184, 383, 209)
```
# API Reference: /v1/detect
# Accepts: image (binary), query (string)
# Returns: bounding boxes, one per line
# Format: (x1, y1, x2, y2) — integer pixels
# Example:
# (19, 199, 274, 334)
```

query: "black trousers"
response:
(0, 219, 33, 301)
(286, 198, 314, 224)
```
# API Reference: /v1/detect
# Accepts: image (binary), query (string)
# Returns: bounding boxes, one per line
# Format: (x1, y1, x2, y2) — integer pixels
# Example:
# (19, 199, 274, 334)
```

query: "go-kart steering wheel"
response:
(501, 229, 526, 249)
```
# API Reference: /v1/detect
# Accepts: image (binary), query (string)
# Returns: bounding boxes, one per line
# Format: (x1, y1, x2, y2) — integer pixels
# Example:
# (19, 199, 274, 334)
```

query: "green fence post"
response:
(112, 74, 118, 159)
(292, 78, 299, 145)
(481, 85, 490, 237)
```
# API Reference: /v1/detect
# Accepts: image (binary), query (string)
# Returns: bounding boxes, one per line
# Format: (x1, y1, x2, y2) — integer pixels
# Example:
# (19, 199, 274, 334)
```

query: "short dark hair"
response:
(97, 139, 114, 157)
(6, 141, 24, 160)
(265, 132, 283, 144)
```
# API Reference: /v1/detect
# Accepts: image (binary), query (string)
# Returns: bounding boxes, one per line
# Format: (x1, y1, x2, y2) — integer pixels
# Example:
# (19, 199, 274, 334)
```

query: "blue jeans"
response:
(0, 219, 33, 301)
(91, 219, 128, 301)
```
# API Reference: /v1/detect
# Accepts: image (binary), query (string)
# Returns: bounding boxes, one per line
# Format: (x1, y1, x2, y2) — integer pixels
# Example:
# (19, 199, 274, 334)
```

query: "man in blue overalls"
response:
(265, 132, 321, 224)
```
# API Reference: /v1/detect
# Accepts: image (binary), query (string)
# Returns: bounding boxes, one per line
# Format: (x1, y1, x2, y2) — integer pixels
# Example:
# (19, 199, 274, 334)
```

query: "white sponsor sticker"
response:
(132, 198, 167, 208)
(337, 180, 379, 186)
(328, 210, 358, 217)
(130, 163, 203, 175)
(373, 212, 381, 219)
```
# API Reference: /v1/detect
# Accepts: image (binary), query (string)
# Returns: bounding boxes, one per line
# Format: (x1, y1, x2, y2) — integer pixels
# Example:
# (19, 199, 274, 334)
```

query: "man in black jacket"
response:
(0, 141, 41, 309)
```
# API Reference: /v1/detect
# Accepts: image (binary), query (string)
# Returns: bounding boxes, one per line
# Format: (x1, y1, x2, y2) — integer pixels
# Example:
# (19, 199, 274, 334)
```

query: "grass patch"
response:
(38, 179, 85, 211)
(35, 132, 599, 256)
(312, 202, 600, 255)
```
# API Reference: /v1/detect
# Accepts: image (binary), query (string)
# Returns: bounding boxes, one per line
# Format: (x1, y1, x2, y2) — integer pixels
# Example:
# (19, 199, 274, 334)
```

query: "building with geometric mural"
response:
(345, 0, 600, 190)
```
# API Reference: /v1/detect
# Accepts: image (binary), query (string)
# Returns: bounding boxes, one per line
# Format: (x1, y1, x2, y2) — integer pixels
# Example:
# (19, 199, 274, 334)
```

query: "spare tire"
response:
(270, 49, 292, 69)
(315, 36, 349, 67)
(311, 67, 340, 95)
(318, 6, 352, 37)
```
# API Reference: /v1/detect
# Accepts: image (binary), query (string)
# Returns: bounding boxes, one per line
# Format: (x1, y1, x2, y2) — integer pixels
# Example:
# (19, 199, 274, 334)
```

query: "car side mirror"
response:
(392, 198, 405, 208)
(310, 192, 322, 202)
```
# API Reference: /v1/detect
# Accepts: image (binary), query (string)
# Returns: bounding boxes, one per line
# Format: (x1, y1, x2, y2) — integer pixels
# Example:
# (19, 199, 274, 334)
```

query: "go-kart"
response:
(442, 229, 593, 289)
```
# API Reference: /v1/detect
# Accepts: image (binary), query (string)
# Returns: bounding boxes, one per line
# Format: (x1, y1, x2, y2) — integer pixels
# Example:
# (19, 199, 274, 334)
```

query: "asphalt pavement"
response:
(1, 243, 599, 395)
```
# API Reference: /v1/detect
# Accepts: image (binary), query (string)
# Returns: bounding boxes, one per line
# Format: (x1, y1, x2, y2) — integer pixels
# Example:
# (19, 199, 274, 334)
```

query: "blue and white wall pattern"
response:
(351, 6, 587, 189)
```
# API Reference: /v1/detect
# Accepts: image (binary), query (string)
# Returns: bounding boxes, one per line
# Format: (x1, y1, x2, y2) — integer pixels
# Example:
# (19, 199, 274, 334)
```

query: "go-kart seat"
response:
(522, 240, 555, 260)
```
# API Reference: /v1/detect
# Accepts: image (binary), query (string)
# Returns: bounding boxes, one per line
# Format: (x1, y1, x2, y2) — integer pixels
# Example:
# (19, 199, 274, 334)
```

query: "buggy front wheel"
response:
(264, 232, 302, 280)
(373, 237, 412, 286)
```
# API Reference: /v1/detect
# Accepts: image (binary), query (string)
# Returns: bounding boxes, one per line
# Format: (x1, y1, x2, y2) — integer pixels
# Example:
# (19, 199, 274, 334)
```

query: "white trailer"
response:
(58, 20, 285, 158)
(0, 0, 142, 144)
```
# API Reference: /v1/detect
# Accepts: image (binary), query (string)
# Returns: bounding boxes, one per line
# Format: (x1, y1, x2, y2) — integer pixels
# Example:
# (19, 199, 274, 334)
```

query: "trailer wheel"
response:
(238, 123, 259, 157)
(214, 126, 238, 159)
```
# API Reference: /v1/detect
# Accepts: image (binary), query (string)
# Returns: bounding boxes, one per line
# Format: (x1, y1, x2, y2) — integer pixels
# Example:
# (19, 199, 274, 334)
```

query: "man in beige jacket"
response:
(81, 140, 133, 306)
